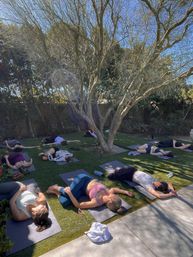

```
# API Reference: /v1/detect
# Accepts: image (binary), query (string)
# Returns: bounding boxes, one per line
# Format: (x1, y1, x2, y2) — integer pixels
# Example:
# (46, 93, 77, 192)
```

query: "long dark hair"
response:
(33, 204, 52, 232)
(155, 182, 169, 193)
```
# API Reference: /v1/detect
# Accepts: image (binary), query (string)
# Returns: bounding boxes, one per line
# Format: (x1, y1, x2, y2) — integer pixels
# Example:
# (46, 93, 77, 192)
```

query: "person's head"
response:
(31, 203, 51, 232)
(150, 100, 159, 110)
(150, 100, 156, 107)
(61, 140, 67, 146)
(153, 181, 169, 193)
(65, 156, 73, 163)
(106, 194, 127, 214)
(175, 141, 183, 147)
(39, 153, 48, 161)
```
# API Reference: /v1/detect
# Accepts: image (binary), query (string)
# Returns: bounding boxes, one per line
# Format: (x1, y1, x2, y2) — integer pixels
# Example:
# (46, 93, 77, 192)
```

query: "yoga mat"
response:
(124, 181, 156, 200)
(127, 149, 173, 160)
(157, 155, 172, 160)
(6, 139, 21, 147)
(182, 149, 193, 153)
(42, 140, 80, 147)
(128, 151, 141, 156)
(127, 144, 140, 150)
(22, 152, 36, 172)
(100, 160, 128, 173)
(59, 170, 132, 223)
(100, 160, 156, 200)
(6, 179, 61, 255)
(56, 157, 79, 166)
(147, 140, 159, 144)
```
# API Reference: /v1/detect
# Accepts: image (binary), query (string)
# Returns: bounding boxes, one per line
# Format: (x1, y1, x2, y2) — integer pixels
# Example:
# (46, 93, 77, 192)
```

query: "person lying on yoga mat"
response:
(5, 139, 39, 152)
(137, 144, 173, 157)
(47, 173, 133, 214)
(84, 129, 97, 138)
(108, 167, 177, 199)
(1, 152, 33, 170)
(42, 135, 67, 145)
(39, 147, 73, 162)
(156, 139, 193, 150)
(0, 181, 51, 231)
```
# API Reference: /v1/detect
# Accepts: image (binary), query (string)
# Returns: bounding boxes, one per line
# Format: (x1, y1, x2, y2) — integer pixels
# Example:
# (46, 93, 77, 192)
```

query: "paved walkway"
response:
(40, 185, 193, 257)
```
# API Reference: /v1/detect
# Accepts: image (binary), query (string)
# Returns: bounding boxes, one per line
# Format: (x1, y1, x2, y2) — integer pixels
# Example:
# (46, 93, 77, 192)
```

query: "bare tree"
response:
(1, 0, 193, 152)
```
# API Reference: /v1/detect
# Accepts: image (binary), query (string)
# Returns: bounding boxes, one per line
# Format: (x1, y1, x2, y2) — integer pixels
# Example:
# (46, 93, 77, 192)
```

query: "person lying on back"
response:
(108, 166, 177, 199)
(137, 144, 173, 157)
(5, 139, 39, 152)
(0, 181, 51, 232)
(47, 173, 133, 213)
(157, 139, 193, 150)
(39, 147, 73, 162)
(84, 129, 97, 138)
(42, 135, 67, 145)
(1, 152, 33, 170)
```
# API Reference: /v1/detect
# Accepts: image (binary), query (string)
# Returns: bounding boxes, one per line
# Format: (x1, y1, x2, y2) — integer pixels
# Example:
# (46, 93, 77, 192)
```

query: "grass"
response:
(1, 132, 193, 257)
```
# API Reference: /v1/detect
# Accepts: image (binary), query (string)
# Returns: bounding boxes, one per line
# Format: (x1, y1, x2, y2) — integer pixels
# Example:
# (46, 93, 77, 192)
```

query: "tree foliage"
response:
(0, 0, 193, 151)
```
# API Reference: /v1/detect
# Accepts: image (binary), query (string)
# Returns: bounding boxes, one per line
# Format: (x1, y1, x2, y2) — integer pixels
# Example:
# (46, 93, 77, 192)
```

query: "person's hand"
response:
(171, 190, 178, 196)
(4, 154, 9, 159)
(64, 187, 72, 195)
(19, 184, 27, 192)
(126, 191, 133, 197)
(170, 190, 177, 197)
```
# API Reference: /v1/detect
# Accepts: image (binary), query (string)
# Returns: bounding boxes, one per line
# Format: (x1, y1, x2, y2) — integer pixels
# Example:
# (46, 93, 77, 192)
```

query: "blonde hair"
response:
(106, 195, 126, 214)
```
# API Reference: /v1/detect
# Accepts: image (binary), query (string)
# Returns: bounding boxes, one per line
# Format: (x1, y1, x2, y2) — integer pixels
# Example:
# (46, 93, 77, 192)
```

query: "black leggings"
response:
(108, 167, 137, 181)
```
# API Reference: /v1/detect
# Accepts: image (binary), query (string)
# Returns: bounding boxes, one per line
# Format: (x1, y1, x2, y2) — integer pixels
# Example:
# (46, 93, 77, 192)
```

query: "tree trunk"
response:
(24, 103, 35, 138)
(107, 111, 121, 146)
(96, 129, 111, 152)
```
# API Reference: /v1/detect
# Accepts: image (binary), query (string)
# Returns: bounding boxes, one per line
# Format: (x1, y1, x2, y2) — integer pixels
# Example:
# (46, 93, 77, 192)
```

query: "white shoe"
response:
(167, 172, 173, 178)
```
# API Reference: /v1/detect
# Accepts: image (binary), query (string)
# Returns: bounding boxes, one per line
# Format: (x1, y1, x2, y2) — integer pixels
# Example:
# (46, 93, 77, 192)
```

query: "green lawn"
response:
(2, 132, 193, 257)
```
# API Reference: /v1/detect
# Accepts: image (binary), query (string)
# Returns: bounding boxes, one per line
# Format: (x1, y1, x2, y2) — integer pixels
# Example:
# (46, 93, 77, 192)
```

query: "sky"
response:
(0, 0, 193, 84)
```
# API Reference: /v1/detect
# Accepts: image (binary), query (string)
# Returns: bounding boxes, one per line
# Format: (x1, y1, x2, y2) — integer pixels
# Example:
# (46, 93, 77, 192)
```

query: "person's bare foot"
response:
(47, 184, 59, 194)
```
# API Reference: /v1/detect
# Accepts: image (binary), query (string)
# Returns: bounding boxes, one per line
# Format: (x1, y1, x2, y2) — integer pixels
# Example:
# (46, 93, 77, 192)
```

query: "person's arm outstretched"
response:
(167, 182, 178, 196)
(109, 187, 133, 197)
(4, 155, 17, 169)
(173, 140, 191, 149)
(150, 146, 169, 156)
(5, 140, 25, 151)
(148, 187, 177, 199)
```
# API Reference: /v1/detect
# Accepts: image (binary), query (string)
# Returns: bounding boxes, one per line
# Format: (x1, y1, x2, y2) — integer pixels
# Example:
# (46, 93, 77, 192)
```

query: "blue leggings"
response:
(59, 174, 92, 207)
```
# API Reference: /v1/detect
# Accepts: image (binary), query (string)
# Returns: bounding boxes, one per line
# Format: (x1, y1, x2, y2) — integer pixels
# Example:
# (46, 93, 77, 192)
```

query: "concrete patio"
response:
(40, 184, 193, 257)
